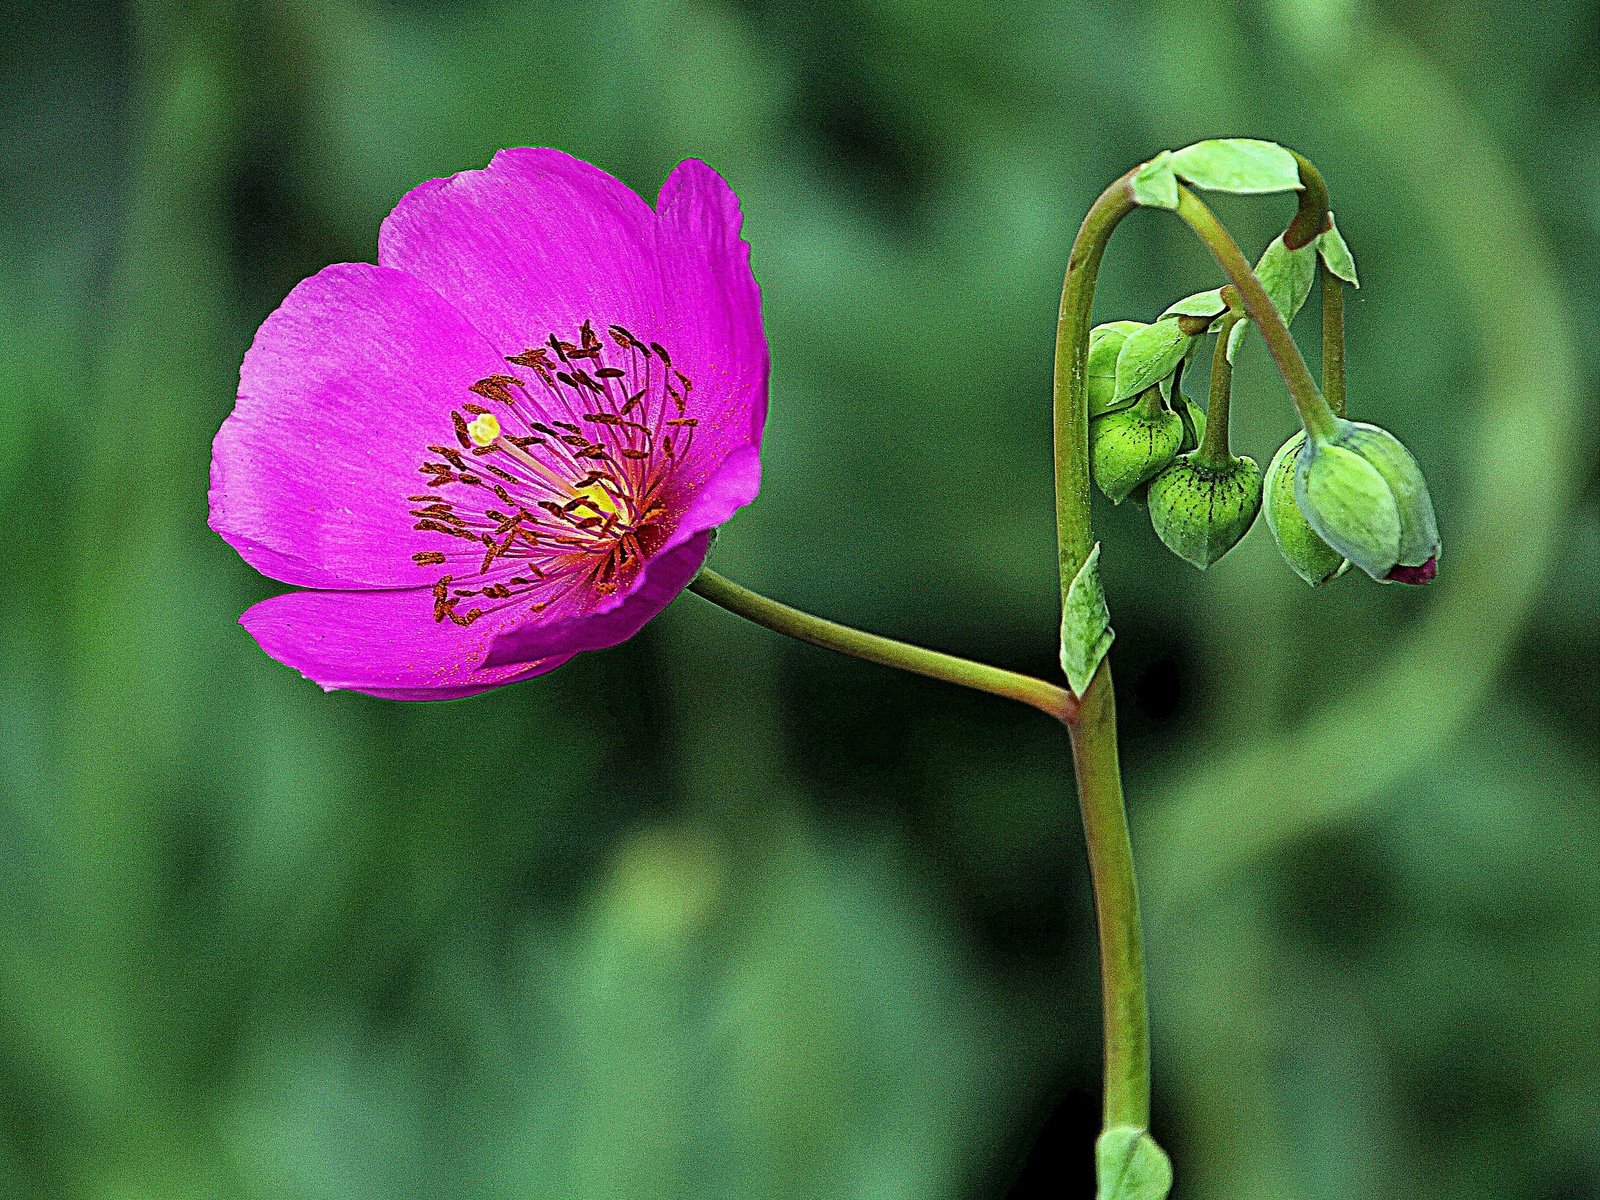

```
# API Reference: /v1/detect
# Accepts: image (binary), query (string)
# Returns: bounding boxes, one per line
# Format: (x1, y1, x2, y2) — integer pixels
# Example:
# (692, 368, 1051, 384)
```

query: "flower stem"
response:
(687, 568, 1076, 723)
(1284, 151, 1332, 250)
(1051, 168, 1154, 1134)
(1172, 186, 1340, 441)
(1322, 269, 1348, 418)
(1197, 304, 1243, 469)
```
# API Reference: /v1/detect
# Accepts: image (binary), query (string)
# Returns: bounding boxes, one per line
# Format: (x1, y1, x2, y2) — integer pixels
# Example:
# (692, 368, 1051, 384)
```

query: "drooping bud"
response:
(1294, 419, 1440, 583)
(1090, 396, 1184, 504)
(1263, 431, 1347, 585)
(1147, 452, 1263, 569)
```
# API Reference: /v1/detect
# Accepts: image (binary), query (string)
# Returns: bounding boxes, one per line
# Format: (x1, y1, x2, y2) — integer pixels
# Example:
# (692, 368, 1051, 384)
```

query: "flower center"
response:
(408, 320, 696, 628)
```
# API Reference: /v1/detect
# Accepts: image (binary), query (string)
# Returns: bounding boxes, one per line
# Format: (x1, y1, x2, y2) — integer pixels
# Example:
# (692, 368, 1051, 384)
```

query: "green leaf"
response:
(1172, 390, 1206, 453)
(1095, 1127, 1173, 1200)
(1169, 138, 1302, 194)
(1225, 316, 1250, 363)
(1060, 544, 1113, 696)
(1129, 151, 1178, 209)
(1088, 321, 1146, 418)
(1318, 211, 1359, 287)
(1254, 235, 1318, 322)
(1160, 287, 1226, 321)
(1112, 319, 1190, 402)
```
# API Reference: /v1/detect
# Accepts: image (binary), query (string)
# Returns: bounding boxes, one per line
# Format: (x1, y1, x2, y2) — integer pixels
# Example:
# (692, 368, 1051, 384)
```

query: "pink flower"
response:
(210, 150, 767, 699)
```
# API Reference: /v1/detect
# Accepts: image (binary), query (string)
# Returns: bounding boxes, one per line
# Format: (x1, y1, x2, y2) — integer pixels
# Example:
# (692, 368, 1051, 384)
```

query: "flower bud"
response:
(1147, 452, 1263, 568)
(1294, 419, 1440, 583)
(1263, 431, 1347, 585)
(1090, 399, 1184, 504)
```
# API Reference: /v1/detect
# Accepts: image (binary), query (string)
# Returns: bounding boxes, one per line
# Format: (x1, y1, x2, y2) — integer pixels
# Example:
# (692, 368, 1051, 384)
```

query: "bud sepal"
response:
(1091, 397, 1184, 505)
(1263, 431, 1348, 585)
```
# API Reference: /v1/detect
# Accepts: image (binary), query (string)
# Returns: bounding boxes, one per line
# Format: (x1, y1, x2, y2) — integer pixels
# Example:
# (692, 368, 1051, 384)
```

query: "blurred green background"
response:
(2, 0, 1596, 1196)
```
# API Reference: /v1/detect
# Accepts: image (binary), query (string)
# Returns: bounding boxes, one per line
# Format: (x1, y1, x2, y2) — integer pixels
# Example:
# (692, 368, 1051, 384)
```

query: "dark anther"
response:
(469, 375, 522, 405)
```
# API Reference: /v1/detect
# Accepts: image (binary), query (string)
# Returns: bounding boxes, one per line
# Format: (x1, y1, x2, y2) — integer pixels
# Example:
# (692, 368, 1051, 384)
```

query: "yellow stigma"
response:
(572, 481, 620, 518)
(466, 413, 501, 447)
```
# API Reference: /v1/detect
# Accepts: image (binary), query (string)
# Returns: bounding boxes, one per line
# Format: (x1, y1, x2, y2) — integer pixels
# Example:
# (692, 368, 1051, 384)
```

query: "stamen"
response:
(410, 319, 698, 628)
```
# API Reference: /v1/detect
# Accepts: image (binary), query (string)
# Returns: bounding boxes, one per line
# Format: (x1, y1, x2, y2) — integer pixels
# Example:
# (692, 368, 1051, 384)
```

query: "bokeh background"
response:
(3, 0, 1596, 1196)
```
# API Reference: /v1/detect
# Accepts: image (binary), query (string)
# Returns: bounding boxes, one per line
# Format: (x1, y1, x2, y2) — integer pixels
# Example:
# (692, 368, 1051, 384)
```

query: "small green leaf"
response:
(1169, 138, 1302, 194)
(1088, 321, 1146, 418)
(1129, 151, 1178, 209)
(1160, 287, 1226, 321)
(1096, 1127, 1173, 1200)
(1318, 211, 1359, 287)
(1171, 390, 1205, 453)
(1254, 235, 1318, 322)
(1225, 316, 1250, 363)
(1060, 544, 1113, 696)
(1112, 319, 1190, 402)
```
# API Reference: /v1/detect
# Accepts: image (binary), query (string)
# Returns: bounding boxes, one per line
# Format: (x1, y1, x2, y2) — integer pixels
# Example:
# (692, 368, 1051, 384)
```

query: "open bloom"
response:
(210, 150, 768, 698)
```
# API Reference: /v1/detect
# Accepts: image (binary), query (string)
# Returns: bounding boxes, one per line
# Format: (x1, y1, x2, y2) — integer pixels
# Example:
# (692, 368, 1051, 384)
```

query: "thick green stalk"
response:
(1173, 186, 1340, 441)
(1051, 169, 1152, 1134)
(687, 570, 1076, 723)
(1067, 665, 1148, 1130)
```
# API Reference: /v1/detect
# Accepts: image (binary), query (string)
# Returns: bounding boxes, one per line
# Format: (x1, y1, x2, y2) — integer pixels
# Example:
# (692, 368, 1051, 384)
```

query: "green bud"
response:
(1294, 419, 1441, 584)
(1091, 400, 1184, 504)
(1147, 452, 1263, 569)
(1088, 321, 1145, 419)
(1263, 431, 1347, 585)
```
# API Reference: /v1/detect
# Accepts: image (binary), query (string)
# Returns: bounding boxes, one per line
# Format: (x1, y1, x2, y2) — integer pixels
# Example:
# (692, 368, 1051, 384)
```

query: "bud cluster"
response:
(1086, 329, 1439, 583)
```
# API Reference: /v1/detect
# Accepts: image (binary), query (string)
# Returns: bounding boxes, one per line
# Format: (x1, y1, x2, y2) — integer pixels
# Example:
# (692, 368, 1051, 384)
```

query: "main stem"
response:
(1053, 170, 1151, 1133)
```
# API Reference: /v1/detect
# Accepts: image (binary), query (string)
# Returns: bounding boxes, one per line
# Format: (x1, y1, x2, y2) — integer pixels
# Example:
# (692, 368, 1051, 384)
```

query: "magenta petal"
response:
(377, 148, 665, 355)
(480, 530, 711, 669)
(654, 159, 770, 467)
(1386, 557, 1438, 586)
(240, 588, 571, 700)
(211, 262, 512, 589)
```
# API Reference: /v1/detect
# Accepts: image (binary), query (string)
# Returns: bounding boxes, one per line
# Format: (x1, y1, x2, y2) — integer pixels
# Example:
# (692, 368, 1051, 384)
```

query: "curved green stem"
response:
(1322, 269, 1348, 418)
(687, 569, 1077, 723)
(1053, 170, 1138, 589)
(1173, 186, 1340, 441)
(1051, 168, 1153, 1135)
(1285, 151, 1332, 250)
(1198, 304, 1243, 468)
